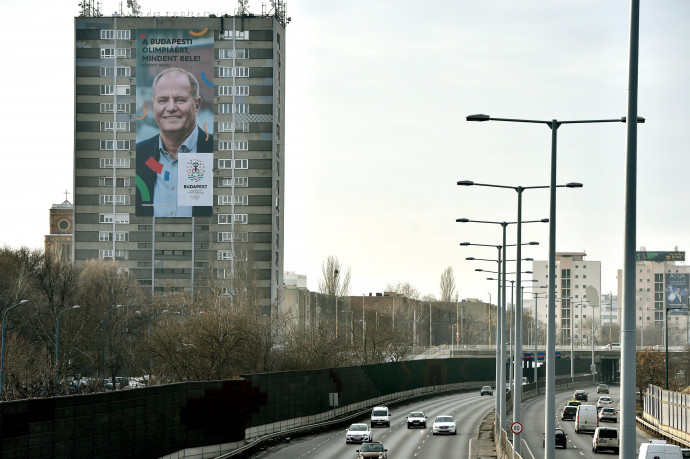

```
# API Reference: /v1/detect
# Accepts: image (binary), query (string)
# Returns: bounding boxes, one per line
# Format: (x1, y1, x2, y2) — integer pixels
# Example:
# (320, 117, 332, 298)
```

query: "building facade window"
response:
(100, 66, 132, 77)
(99, 213, 129, 224)
(99, 231, 129, 242)
(100, 103, 130, 113)
(219, 48, 247, 59)
(100, 158, 130, 168)
(99, 194, 130, 205)
(218, 231, 249, 242)
(222, 30, 249, 40)
(218, 214, 248, 224)
(100, 140, 130, 151)
(101, 121, 130, 132)
(217, 121, 249, 132)
(100, 48, 131, 59)
(217, 195, 248, 206)
(218, 159, 248, 169)
(101, 30, 131, 40)
(219, 177, 248, 187)
(101, 85, 130, 96)
(99, 176, 130, 187)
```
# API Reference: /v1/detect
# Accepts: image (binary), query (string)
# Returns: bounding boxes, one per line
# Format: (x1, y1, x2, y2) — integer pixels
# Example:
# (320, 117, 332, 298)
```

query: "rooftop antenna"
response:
(263, 0, 290, 26)
(237, 0, 250, 15)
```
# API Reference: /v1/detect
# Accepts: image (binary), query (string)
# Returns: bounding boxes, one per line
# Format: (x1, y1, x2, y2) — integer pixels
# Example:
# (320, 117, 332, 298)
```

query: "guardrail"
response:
(640, 384, 690, 448)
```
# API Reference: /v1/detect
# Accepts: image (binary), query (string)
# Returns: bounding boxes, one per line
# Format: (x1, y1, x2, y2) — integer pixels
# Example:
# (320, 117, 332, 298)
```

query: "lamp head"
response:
(19, 299, 28, 305)
(457, 180, 474, 186)
(456, 218, 470, 223)
(73, 305, 81, 309)
(565, 182, 583, 188)
(540, 218, 549, 223)
(467, 114, 491, 122)
(475, 268, 484, 272)
(459, 242, 471, 246)
(466, 257, 476, 260)
(621, 116, 645, 123)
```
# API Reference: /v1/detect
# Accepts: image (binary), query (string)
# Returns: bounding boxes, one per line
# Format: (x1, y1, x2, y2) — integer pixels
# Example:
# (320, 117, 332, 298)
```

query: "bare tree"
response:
(439, 267, 456, 302)
(385, 281, 420, 300)
(318, 256, 351, 297)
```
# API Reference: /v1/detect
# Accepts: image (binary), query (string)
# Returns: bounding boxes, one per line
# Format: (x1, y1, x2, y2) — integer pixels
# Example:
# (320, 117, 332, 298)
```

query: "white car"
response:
(597, 396, 614, 410)
(346, 423, 373, 444)
(432, 415, 457, 435)
(406, 411, 427, 428)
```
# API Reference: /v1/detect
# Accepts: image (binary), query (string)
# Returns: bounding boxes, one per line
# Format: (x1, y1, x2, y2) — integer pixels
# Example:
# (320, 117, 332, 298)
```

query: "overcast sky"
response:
(1, 1, 688, 302)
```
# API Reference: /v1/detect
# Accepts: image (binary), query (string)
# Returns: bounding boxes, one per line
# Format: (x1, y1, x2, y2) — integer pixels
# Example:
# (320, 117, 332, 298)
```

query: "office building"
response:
(73, 4, 287, 313)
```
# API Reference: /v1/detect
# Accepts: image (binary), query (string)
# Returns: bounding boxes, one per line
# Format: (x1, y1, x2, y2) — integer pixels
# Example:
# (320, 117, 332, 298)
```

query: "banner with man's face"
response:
(134, 28, 214, 217)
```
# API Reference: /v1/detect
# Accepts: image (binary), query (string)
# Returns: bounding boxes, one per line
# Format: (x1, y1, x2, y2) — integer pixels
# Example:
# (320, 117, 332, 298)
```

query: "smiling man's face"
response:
(153, 70, 201, 141)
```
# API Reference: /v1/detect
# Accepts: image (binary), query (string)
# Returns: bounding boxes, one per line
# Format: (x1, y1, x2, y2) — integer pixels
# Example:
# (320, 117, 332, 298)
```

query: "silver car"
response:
(432, 415, 457, 435)
(346, 423, 373, 444)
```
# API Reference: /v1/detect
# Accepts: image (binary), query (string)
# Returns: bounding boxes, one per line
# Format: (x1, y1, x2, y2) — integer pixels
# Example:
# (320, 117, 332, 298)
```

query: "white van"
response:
(592, 426, 619, 454)
(575, 404, 598, 433)
(371, 406, 391, 427)
(638, 441, 682, 459)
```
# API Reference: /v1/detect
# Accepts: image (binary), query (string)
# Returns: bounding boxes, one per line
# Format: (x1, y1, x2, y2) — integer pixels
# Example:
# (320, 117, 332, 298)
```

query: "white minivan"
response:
(638, 440, 682, 459)
(592, 426, 619, 454)
(575, 404, 598, 433)
(371, 406, 391, 427)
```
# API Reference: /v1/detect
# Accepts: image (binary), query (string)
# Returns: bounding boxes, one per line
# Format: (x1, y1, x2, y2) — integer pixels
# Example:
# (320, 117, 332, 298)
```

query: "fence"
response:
(642, 384, 690, 447)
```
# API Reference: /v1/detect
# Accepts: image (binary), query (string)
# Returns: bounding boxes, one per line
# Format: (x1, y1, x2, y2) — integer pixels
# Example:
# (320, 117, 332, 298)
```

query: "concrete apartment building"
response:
(532, 252, 602, 345)
(73, 4, 287, 313)
(617, 250, 689, 346)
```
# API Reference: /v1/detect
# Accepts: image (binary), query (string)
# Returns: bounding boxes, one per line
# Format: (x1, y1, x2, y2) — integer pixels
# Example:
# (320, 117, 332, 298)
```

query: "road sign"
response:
(510, 421, 523, 435)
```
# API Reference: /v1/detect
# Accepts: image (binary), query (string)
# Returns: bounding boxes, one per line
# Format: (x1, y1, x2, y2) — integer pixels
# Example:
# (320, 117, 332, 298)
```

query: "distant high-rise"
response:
(73, 8, 287, 313)
(532, 252, 602, 345)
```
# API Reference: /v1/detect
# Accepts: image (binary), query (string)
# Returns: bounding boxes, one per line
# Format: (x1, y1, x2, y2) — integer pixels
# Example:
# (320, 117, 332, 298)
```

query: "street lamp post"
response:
(467, 113, 642, 459)
(531, 291, 548, 383)
(102, 304, 123, 379)
(458, 179, 578, 457)
(0, 299, 28, 400)
(55, 305, 80, 393)
(665, 306, 684, 389)
(136, 309, 169, 381)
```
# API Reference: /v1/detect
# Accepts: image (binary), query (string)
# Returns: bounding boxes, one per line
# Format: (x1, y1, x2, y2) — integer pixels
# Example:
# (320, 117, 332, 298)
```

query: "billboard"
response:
(636, 251, 685, 262)
(665, 273, 689, 315)
(135, 28, 214, 217)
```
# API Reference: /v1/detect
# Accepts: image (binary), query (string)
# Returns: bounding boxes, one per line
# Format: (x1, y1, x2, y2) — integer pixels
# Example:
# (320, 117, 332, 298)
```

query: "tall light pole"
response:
(532, 290, 548, 383)
(0, 299, 28, 400)
(102, 304, 122, 378)
(467, 113, 642, 459)
(458, 179, 579, 457)
(55, 305, 80, 393)
(136, 309, 169, 380)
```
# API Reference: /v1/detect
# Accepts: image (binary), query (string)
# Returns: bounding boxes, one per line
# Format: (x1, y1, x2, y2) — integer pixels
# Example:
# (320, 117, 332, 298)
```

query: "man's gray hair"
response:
(152, 67, 200, 99)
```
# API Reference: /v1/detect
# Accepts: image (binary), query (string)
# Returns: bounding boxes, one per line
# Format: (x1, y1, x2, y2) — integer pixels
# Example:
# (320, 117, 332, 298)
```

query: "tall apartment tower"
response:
(74, 8, 287, 313)
(617, 250, 689, 346)
(532, 252, 602, 344)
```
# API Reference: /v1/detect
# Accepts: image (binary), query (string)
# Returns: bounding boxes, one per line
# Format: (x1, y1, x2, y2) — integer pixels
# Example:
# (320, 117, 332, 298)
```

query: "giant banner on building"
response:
(665, 273, 689, 315)
(134, 28, 214, 217)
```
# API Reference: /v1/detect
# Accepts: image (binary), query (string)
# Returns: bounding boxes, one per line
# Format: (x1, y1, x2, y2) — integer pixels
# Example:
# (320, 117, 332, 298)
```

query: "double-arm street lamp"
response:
(459, 179, 581, 457)
(55, 305, 80, 393)
(466, 113, 643, 458)
(457, 216, 546, 434)
(0, 300, 28, 400)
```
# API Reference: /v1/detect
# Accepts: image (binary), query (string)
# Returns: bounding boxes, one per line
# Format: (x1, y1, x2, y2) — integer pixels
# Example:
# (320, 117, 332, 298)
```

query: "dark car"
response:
(562, 405, 577, 421)
(573, 390, 588, 401)
(480, 386, 493, 396)
(543, 428, 568, 448)
(356, 441, 388, 459)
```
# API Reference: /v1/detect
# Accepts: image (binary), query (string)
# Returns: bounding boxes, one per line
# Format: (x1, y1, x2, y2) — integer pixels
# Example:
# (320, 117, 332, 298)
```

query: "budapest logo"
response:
(186, 159, 205, 182)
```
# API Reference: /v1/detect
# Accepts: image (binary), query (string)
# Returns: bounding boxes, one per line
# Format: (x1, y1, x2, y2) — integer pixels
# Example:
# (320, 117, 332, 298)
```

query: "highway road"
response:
(251, 383, 662, 458)
(517, 383, 657, 458)
(251, 390, 495, 458)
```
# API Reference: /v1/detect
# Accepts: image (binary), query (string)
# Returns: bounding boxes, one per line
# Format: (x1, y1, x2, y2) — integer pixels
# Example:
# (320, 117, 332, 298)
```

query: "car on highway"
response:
(480, 385, 493, 396)
(562, 405, 577, 421)
(573, 390, 588, 401)
(370, 406, 391, 427)
(598, 407, 617, 423)
(345, 423, 373, 444)
(356, 441, 388, 458)
(543, 428, 568, 448)
(406, 411, 427, 429)
(597, 383, 609, 394)
(431, 415, 457, 435)
(592, 426, 619, 454)
(567, 400, 582, 407)
(597, 396, 614, 410)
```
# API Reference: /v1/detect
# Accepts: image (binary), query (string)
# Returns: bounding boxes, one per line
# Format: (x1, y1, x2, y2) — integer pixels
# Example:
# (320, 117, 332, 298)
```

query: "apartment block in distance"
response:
(73, 5, 287, 313)
(532, 252, 602, 345)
